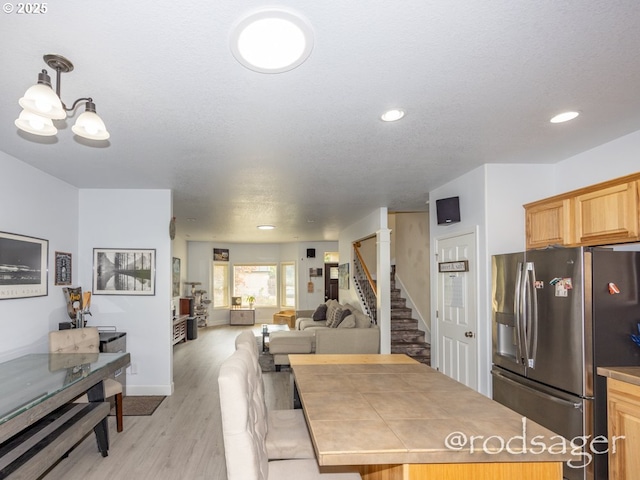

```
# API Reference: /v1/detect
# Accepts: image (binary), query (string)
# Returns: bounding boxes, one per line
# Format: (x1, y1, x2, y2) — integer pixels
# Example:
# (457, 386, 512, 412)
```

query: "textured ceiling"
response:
(2, 1, 640, 242)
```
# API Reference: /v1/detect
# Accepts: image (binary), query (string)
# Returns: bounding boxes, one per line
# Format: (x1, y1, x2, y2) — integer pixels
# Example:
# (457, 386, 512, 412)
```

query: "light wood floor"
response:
(43, 325, 292, 480)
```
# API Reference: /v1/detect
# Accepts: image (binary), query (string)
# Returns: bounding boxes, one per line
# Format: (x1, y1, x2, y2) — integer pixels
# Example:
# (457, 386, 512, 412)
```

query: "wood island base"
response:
(358, 461, 562, 480)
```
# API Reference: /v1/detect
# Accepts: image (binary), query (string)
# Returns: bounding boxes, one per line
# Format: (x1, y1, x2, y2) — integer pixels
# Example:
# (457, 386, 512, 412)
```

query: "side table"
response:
(230, 308, 255, 325)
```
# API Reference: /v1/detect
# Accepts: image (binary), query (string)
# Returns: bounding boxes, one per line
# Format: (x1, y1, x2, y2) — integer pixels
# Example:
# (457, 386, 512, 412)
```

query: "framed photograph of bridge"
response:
(93, 248, 156, 295)
(0, 231, 48, 300)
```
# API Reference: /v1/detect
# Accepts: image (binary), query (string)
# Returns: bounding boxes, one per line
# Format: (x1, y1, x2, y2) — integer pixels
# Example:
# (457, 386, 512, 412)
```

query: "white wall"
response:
(0, 152, 79, 362)
(554, 129, 640, 191)
(78, 189, 173, 396)
(186, 241, 337, 325)
(429, 129, 640, 397)
(339, 208, 389, 352)
(429, 166, 487, 392)
(394, 212, 430, 339)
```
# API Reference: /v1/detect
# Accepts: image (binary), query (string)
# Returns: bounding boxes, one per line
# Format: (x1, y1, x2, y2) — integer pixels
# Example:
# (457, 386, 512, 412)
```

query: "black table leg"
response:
(87, 381, 110, 456)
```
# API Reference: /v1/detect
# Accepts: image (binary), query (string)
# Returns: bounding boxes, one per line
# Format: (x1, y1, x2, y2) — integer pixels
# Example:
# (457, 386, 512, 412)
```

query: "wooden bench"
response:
(0, 402, 110, 479)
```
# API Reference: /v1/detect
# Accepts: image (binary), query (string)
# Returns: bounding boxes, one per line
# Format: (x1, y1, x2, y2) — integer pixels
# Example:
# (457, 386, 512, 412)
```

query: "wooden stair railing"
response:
(353, 242, 377, 324)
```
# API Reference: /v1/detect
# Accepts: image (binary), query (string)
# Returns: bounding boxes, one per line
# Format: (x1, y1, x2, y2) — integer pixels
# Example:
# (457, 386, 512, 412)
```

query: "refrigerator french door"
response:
(492, 246, 640, 480)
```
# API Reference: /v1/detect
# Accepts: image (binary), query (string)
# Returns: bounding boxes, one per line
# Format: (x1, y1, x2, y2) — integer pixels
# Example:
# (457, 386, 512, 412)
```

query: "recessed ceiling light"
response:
(550, 111, 580, 123)
(230, 9, 314, 74)
(257, 225, 275, 230)
(381, 109, 405, 122)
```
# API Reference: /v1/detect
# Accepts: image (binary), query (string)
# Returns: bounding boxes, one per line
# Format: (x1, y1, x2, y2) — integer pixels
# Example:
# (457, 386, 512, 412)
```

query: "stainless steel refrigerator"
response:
(491, 246, 640, 480)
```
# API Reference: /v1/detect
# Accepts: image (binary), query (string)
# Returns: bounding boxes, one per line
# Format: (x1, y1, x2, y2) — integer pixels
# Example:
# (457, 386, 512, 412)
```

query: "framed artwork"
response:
(213, 248, 229, 261)
(338, 263, 349, 290)
(93, 248, 156, 295)
(172, 257, 181, 297)
(0, 231, 48, 299)
(55, 251, 72, 286)
(231, 296, 242, 308)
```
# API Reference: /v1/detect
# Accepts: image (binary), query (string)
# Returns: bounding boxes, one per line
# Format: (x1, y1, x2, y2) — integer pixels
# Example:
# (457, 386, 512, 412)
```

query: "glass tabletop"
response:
(0, 353, 127, 425)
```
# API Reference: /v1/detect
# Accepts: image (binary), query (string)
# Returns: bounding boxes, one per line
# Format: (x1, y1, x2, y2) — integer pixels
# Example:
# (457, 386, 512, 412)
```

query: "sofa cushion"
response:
(337, 313, 356, 328)
(298, 318, 327, 330)
(312, 304, 327, 321)
(333, 308, 351, 328)
(353, 310, 372, 328)
(269, 330, 315, 354)
(325, 300, 339, 322)
(326, 306, 345, 328)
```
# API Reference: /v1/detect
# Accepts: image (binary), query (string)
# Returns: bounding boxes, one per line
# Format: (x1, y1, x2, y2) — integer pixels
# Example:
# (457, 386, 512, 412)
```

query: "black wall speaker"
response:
(436, 196, 461, 225)
(307, 248, 316, 258)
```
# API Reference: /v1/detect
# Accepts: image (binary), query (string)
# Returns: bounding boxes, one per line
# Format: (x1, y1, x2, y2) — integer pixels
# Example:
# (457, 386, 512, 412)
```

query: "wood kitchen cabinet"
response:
(573, 179, 639, 246)
(605, 377, 640, 480)
(524, 197, 572, 249)
(524, 173, 640, 249)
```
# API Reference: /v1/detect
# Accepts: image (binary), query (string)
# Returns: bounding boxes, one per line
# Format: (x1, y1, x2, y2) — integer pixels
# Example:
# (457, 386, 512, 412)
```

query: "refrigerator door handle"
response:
(514, 262, 525, 364)
(493, 370, 582, 410)
(524, 262, 538, 368)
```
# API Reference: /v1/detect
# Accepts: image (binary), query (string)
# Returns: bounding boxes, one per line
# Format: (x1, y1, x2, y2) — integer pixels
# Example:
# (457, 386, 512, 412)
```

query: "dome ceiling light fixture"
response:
(230, 9, 314, 74)
(381, 109, 405, 122)
(550, 111, 580, 124)
(15, 54, 110, 141)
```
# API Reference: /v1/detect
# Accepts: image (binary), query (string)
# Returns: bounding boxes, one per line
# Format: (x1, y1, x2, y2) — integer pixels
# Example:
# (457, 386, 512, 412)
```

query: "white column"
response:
(376, 228, 391, 354)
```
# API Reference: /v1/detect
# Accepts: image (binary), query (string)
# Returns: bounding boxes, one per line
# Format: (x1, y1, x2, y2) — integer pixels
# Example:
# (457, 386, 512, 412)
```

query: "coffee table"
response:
(261, 324, 289, 352)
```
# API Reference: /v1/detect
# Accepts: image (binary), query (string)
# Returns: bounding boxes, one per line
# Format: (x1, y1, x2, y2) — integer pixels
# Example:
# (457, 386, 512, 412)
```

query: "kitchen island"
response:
(290, 354, 573, 480)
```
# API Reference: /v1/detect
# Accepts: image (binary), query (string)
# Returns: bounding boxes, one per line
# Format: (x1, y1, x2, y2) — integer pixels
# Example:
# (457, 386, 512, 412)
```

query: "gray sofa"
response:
(269, 300, 380, 369)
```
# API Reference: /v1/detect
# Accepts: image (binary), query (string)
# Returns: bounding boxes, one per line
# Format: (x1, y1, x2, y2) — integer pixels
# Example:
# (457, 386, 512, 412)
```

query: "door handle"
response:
(464, 331, 475, 338)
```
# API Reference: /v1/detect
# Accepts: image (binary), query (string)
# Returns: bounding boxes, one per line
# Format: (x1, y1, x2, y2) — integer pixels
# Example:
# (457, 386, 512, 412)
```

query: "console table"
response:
(0, 352, 130, 479)
(230, 308, 255, 326)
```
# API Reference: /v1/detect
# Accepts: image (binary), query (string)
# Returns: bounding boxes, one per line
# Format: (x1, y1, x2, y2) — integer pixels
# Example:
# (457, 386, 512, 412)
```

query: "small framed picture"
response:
(214, 248, 229, 261)
(93, 248, 156, 295)
(55, 251, 72, 286)
(0, 231, 48, 299)
(172, 257, 181, 297)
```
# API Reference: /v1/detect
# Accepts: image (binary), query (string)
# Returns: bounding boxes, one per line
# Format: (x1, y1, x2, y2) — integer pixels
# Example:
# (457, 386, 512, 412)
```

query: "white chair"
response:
(234, 331, 315, 460)
(218, 348, 361, 480)
(48, 327, 124, 432)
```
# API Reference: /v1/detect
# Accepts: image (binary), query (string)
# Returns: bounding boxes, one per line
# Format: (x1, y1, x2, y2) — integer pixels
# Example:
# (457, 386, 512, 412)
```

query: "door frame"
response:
(432, 227, 481, 387)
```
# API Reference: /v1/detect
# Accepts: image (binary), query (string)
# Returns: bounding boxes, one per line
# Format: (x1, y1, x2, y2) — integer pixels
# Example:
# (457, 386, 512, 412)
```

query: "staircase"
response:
(390, 267, 431, 365)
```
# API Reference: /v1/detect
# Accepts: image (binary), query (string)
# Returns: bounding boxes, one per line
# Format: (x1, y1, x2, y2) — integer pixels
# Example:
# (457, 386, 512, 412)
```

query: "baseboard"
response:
(126, 384, 173, 396)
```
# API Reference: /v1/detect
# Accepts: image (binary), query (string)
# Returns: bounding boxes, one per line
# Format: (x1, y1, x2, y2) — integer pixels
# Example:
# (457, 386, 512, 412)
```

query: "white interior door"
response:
(436, 232, 477, 389)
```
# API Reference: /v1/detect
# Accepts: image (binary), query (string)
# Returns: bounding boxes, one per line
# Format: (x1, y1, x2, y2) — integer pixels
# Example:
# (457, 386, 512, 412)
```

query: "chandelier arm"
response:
(51, 63, 93, 112)
(64, 97, 93, 112)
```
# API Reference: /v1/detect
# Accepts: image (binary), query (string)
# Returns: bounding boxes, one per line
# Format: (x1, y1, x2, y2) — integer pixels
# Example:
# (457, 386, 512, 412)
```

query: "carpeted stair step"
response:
(391, 318, 419, 330)
(391, 343, 431, 357)
(411, 355, 431, 366)
(391, 330, 425, 343)
(391, 307, 413, 319)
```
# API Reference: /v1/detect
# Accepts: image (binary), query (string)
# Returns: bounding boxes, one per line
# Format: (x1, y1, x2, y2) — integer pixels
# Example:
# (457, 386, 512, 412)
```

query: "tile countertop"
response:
(291, 359, 575, 466)
(597, 366, 640, 387)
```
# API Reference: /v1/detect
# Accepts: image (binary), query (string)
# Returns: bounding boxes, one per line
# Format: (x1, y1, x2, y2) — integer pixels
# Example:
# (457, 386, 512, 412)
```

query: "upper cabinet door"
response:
(525, 198, 573, 250)
(574, 179, 639, 246)
(524, 173, 640, 250)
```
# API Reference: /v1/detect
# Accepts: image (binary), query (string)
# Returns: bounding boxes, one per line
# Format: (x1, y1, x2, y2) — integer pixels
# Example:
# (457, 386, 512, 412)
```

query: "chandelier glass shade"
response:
(15, 55, 110, 141)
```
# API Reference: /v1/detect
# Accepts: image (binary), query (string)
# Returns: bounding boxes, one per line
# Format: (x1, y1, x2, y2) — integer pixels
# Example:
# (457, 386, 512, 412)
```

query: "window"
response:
(212, 263, 229, 308)
(281, 262, 296, 308)
(233, 264, 277, 306)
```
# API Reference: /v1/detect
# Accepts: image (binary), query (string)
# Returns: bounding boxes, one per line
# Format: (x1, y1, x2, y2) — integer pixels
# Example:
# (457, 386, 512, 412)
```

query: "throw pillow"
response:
(312, 304, 328, 321)
(326, 302, 338, 324)
(332, 308, 351, 328)
(326, 306, 343, 328)
(337, 314, 356, 328)
(353, 311, 372, 328)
